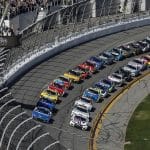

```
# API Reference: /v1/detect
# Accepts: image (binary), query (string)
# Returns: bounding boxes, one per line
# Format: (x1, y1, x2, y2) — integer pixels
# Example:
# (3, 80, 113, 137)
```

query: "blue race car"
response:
(89, 56, 104, 69)
(37, 98, 55, 112)
(98, 52, 114, 65)
(94, 83, 108, 98)
(82, 87, 102, 102)
(32, 107, 52, 123)
(98, 79, 115, 93)
(109, 48, 124, 61)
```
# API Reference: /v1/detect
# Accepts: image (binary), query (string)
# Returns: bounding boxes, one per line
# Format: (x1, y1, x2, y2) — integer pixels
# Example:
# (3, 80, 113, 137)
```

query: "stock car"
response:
(128, 58, 147, 71)
(74, 96, 93, 112)
(48, 82, 66, 96)
(98, 52, 114, 65)
(109, 48, 124, 61)
(141, 55, 150, 67)
(40, 89, 59, 103)
(94, 83, 108, 98)
(36, 98, 55, 112)
(71, 105, 90, 121)
(57, 75, 72, 89)
(88, 56, 105, 69)
(122, 64, 140, 77)
(128, 42, 143, 55)
(32, 107, 52, 123)
(115, 68, 132, 81)
(78, 61, 96, 73)
(75, 66, 92, 77)
(72, 68, 89, 79)
(98, 79, 115, 92)
(82, 87, 102, 102)
(137, 40, 150, 52)
(64, 70, 82, 83)
(118, 45, 133, 58)
(70, 114, 89, 130)
(108, 73, 125, 86)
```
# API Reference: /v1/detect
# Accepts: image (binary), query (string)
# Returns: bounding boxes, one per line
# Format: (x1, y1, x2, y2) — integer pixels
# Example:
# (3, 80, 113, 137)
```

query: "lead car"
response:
(70, 114, 89, 130)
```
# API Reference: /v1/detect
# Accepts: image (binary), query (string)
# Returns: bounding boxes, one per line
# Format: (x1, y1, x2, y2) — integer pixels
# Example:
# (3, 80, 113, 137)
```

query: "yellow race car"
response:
(64, 70, 82, 83)
(40, 89, 59, 103)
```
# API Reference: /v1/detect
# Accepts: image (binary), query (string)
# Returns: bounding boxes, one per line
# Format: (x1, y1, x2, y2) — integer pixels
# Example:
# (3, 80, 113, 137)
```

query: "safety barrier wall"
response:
(2, 15, 150, 87)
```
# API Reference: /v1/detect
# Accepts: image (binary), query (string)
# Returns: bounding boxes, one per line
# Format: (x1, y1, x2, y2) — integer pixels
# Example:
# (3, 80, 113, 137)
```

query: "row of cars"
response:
(32, 36, 150, 124)
(69, 56, 150, 130)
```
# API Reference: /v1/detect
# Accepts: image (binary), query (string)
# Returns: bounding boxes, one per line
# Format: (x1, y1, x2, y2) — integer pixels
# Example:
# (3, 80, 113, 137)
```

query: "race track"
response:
(10, 25, 150, 150)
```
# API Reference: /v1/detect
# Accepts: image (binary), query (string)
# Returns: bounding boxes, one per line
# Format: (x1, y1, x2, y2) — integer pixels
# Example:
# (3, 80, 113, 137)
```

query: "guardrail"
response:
(88, 70, 150, 150)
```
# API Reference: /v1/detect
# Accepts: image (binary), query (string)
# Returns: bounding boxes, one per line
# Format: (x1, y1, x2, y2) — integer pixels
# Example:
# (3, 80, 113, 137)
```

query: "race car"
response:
(70, 114, 89, 130)
(88, 56, 105, 69)
(64, 70, 82, 83)
(108, 73, 125, 86)
(98, 52, 114, 65)
(122, 64, 140, 77)
(98, 79, 115, 93)
(71, 105, 90, 121)
(141, 55, 150, 67)
(56, 75, 72, 89)
(115, 67, 132, 82)
(78, 61, 96, 73)
(128, 42, 143, 55)
(72, 68, 89, 80)
(32, 106, 52, 123)
(48, 82, 66, 96)
(76, 66, 92, 77)
(118, 45, 133, 58)
(82, 87, 102, 102)
(40, 89, 59, 103)
(94, 82, 109, 98)
(128, 58, 147, 71)
(36, 98, 55, 112)
(109, 48, 124, 61)
(74, 96, 93, 112)
(137, 40, 150, 52)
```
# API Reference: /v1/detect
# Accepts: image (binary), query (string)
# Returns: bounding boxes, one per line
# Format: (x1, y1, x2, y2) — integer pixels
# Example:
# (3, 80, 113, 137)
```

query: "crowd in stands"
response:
(9, 0, 49, 18)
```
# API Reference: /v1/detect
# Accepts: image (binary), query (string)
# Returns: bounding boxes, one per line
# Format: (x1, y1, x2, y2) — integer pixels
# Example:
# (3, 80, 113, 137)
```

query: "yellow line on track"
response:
(89, 71, 150, 150)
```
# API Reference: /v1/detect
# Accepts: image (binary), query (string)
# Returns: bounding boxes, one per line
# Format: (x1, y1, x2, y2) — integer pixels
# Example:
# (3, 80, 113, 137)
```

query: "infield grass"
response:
(125, 94, 150, 150)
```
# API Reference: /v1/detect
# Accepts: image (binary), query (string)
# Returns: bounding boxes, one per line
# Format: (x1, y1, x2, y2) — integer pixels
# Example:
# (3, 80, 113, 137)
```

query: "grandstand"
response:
(0, 0, 149, 150)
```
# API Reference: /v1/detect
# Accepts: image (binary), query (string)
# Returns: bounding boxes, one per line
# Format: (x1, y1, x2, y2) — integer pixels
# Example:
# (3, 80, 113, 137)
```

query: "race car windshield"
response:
(59, 76, 69, 82)
(103, 79, 111, 85)
(75, 116, 86, 122)
(103, 53, 110, 58)
(47, 90, 56, 95)
(91, 57, 100, 62)
(133, 59, 142, 64)
(112, 48, 119, 53)
(37, 107, 49, 114)
(86, 61, 94, 66)
(77, 106, 88, 113)
(113, 74, 122, 79)
(88, 89, 98, 94)
(81, 97, 91, 103)
(54, 83, 63, 88)
(127, 65, 136, 70)
(70, 70, 80, 76)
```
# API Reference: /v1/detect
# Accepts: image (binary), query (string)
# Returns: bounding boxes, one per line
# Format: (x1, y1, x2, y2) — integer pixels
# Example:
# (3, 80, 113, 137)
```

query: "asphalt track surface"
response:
(98, 74, 150, 150)
(10, 25, 150, 150)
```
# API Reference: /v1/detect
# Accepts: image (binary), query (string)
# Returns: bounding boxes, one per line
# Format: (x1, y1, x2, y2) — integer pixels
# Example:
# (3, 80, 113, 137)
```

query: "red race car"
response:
(48, 82, 66, 97)
(78, 61, 96, 74)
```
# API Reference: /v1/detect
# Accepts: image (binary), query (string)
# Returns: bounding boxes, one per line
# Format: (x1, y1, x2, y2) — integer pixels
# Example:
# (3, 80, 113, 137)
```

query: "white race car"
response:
(71, 105, 90, 121)
(108, 73, 125, 86)
(128, 58, 147, 71)
(122, 64, 140, 77)
(70, 114, 89, 130)
(74, 97, 93, 112)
